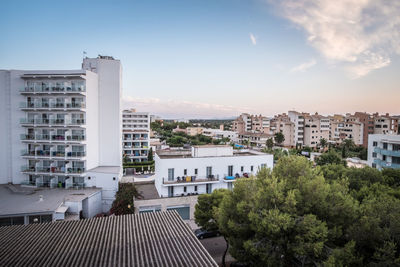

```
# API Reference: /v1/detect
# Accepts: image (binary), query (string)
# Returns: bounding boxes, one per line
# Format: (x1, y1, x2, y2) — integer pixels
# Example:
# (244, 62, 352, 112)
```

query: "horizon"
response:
(1, 0, 400, 119)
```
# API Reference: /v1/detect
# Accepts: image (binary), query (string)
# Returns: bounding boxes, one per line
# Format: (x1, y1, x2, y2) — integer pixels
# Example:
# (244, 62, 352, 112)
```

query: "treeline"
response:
(195, 156, 400, 266)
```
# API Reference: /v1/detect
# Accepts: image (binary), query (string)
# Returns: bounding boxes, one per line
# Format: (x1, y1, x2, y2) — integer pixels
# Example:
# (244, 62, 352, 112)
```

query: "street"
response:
(200, 236, 235, 266)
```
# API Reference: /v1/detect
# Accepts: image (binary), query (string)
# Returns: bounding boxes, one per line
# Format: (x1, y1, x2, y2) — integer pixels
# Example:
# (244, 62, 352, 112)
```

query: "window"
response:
(383, 143, 388, 149)
(373, 141, 377, 147)
(228, 165, 233, 176)
(241, 166, 244, 172)
(0, 216, 24, 226)
(372, 152, 377, 158)
(168, 168, 174, 181)
(261, 164, 267, 168)
(372, 163, 376, 168)
(206, 184, 212, 194)
(251, 166, 254, 172)
(206, 166, 212, 178)
(28, 214, 52, 224)
(383, 155, 387, 161)
(393, 144, 400, 151)
(194, 168, 198, 175)
(183, 186, 187, 193)
(194, 186, 197, 191)
(183, 169, 187, 176)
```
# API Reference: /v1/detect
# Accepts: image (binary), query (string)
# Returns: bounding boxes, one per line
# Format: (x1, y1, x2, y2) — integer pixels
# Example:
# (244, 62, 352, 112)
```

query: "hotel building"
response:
(368, 134, 400, 170)
(0, 56, 122, 214)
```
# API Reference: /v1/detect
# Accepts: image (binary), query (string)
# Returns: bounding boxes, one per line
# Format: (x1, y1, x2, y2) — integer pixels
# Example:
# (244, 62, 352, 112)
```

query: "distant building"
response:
(202, 128, 238, 142)
(368, 134, 400, 170)
(0, 56, 122, 212)
(303, 113, 330, 148)
(237, 132, 273, 147)
(233, 113, 270, 134)
(288, 111, 306, 147)
(186, 127, 204, 136)
(270, 113, 295, 147)
(122, 109, 150, 162)
(330, 115, 364, 145)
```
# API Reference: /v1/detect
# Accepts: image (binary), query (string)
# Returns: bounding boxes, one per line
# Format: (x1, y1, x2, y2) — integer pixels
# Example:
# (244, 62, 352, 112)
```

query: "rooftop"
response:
(87, 166, 121, 174)
(0, 211, 217, 267)
(0, 185, 101, 216)
(157, 148, 266, 159)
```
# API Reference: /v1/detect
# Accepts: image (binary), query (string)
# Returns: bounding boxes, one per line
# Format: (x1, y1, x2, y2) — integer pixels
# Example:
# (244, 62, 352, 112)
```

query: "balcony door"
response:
(168, 168, 174, 181)
(228, 165, 233, 176)
(168, 186, 174, 197)
(206, 166, 212, 178)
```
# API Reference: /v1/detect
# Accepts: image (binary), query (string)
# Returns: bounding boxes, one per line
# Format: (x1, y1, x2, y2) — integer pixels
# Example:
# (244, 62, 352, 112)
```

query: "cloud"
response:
(249, 33, 257, 45)
(122, 96, 256, 119)
(290, 58, 316, 72)
(270, 0, 400, 77)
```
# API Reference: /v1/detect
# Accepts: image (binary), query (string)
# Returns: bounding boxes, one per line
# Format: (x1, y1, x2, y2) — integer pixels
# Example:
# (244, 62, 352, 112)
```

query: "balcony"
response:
(374, 147, 400, 157)
(21, 134, 85, 142)
(68, 167, 85, 174)
(162, 175, 220, 185)
(223, 173, 252, 182)
(20, 118, 85, 126)
(21, 165, 85, 175)
(373, 159, 400, 169)
(19, 85, 86, 94)
(67, 151, 86, 157)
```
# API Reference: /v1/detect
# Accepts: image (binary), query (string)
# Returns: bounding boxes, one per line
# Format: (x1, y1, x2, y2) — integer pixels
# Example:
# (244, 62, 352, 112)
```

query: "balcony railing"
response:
(163, 175, 219, 184)
(21, 134, 85, 142)
(21, 166, 85, 174)
(67, 151, 86, 157)
(20, 86, 86, 93)
(20, 118, 85, 126)
(374, 147, 400, 157)
(68, 167, 85, 174)
(373, 159, 400, 169)
(19, 102, 86, 109)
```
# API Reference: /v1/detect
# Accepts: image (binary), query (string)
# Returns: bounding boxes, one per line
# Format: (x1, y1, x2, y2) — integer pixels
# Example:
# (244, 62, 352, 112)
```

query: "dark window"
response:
(393, 144, 400, 151)
(29, 214, 52, 224)
(241, 166, 244, 172)
(383, 155, 387, 161)
(383, 143, 388, 149)
(194, 168, 198, 175)
(393, 157, 400, 164)
(251, 166, 254, 172)
(372, 152, 377, 158)
(372, 163, 377, 168)
(373, 141, 378, 147)
(0, 218, 11, 227)
(184, 169, 187, 175)
(183, 186, 187, 193)
(194, 186, 197, 191)
(228, 166, 233, 176)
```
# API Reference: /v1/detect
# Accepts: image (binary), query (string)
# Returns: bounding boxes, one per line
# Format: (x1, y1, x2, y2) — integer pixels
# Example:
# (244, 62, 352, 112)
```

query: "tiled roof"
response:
(0, 211, 217, 267)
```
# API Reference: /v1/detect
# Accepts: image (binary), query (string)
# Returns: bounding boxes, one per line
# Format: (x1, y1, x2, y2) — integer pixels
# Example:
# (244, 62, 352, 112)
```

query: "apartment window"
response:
(261, 164, 267, 168)
(168, 168, 174, 181)
(393, 157, 400, 164)
(0, 216, 24, 226)
(372, 152, 377, 158)
(383, 155, 387, 161)
(241, 166, 244, 172)
(251, 166, 254, 172)
(28, 214, 52, 224)
(206, 166, 212, 178)
(372, 163, 376, 168)
(183, 186, 187, 193)
(228, 165, 233, 176)
(393, 144, 400, 151)
(194, 168, 198, 175)
(206, 184, 212, 194)
(383, 143, 388, 149)
(194, 186, 198, 192)
(184, 169, 187, 176)
(373, 141, 378, 147)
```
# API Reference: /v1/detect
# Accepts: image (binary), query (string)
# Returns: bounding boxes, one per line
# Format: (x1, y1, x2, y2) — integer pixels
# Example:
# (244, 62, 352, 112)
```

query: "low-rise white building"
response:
(154, 145, 273, 198)
(368, 134, 400, 170)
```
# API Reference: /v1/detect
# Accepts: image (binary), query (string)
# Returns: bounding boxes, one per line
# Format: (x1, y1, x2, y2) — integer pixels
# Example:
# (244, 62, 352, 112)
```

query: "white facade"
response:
(202, 128, 238, 142)
(288, 111, 305, 146)
(0, 56, 122, 213)
(368, 134, 400, 170)
(122, 109, 150, 162)
(154, 145, 273, 198)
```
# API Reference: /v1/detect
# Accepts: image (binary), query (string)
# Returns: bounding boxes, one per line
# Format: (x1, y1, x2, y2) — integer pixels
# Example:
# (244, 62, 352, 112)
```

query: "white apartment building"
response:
(122, 109, 150, 162)
(154, 145, 273, 197)
(288, 111, 305, 146)
(0, 56, 122, 213)
(368, 134, 400, 170)
(202, 128, 238, 142)
(303, 114, 330, 148)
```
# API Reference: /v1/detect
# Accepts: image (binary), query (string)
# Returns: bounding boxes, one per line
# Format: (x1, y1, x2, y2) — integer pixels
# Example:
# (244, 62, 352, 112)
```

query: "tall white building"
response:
(368, 134, 400, 170)
(154, 145, 273, 197)
(122, 109, 150, 162)
(0, 56, 122, 212)
(288, 111, 305, 146)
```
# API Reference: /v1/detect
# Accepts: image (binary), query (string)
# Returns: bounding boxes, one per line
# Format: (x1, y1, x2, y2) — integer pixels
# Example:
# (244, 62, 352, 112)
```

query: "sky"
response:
(1, 0, 399, 119)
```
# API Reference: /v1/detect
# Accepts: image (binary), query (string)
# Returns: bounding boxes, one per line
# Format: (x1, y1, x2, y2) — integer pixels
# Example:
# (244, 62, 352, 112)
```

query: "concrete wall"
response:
(135, 195, 199, 220)
(84, 71, 99, 169)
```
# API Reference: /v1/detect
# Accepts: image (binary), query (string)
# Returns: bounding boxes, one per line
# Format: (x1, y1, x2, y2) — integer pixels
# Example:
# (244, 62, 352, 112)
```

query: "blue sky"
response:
(1, 0, 399, 118)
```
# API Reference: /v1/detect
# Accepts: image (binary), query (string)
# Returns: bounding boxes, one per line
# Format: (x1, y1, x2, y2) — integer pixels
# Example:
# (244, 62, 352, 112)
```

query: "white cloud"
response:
(271, 0, 400, 77)
(122, 96, 256, 119)
(249, 33, 257, 45)
(290, 58, 316, 72)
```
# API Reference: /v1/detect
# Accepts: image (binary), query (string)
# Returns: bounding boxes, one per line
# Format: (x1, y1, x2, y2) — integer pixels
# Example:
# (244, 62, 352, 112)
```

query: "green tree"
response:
(147, 147, 153, 162)
(274, 132, 285, 146)
(315, 151, 346, 166)
(266, 138, 274, 150)
(218, 156, 359, 266)
(110, 183, 140, 215)
(195, 189, 230, 266)
(320, 138, 328, 150)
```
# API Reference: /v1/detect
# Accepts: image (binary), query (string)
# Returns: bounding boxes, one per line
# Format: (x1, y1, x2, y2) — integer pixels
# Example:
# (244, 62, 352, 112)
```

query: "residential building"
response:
(154, 145, 273, 198)
(368, 134, 400, 170)
(186, 127, 204, 136)
(0, 211, 218, 267)
(373, 113, 398, 135)
(233, 113, 270, 134)
(303, 113, 330, 148)
(288, 111, 305, 146)
(270, 113, 295, 147)
(202, 128, 238, 142)
(353, 112, 375, 148)
(237, 132, 273, 147)
(122, 109, 150, 162)
(0, 56, 122, 213)
(330, 115, 364, 145)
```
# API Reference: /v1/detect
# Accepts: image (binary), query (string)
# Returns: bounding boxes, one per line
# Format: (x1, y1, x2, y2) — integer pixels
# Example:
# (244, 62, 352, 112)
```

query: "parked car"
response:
(194, 228, 220, 239)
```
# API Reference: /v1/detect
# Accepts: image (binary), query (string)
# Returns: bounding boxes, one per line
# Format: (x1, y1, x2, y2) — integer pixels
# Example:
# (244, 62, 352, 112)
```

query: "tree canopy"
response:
(216, 156, 400, 266)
